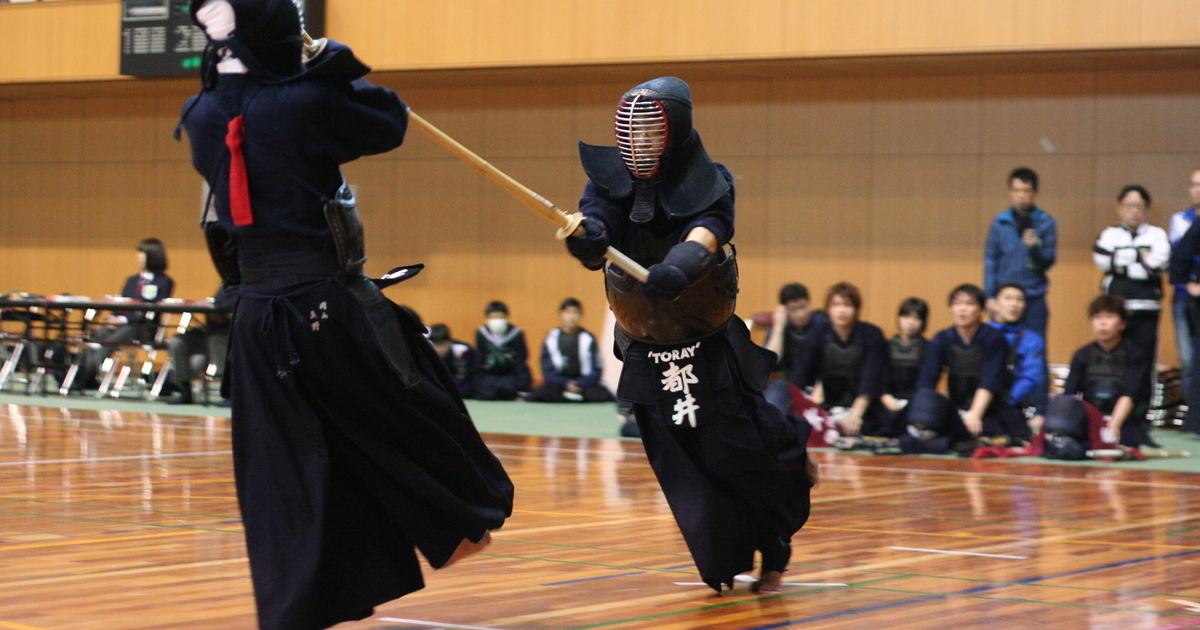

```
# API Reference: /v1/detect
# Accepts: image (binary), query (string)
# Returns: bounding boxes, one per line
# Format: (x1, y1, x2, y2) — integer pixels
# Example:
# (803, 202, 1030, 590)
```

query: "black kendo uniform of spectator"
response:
(428, 324, 477, 399)
(177, 2, 512, 628)
(1063, 339, 1154, 447)
(908, 324, 1029, 452)
(474, 305, 532, 401)
(792, 319, 896, 437)
(566, 77, 813, 592)
(887, 335, 927, 402)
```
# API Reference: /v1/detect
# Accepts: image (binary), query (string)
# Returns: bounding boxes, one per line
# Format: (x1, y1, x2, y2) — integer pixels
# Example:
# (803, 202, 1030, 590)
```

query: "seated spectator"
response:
(428, 323, 477, 399)
(791, 283, 893, 437)
(73, 238, 175, 390)
(165, 285, 233, 406)
(1093, 184, 1169, 360)
(905, 284, 1030, 453)
(881, 297, 929, 419)
(474, 301, 532, 400)
(763, 282, 827, 414)
(527, 298, 615, 403)
(1061, 295, 1156, 448)
(988, 283, 1048, 431)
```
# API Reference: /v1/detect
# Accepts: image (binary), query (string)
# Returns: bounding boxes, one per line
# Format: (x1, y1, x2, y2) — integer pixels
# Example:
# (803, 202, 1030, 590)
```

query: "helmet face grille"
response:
(615, 96, 668, 179)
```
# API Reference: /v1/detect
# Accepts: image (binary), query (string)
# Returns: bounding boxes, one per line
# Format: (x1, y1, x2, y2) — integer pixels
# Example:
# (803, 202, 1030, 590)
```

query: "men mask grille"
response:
(615, 96, 668, 179)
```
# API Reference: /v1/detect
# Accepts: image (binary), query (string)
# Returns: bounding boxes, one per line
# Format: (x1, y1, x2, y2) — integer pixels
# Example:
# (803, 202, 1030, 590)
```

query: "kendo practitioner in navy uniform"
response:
(791, 282, 894, 438)
(176, 2, 513, 629)
(906, 284, 1031, 454)
(565, 77, 816, 594)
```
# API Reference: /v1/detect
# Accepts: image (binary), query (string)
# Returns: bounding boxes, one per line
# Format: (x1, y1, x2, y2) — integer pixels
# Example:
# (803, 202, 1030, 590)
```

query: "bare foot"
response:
(752, 570, 783, 593)
(805, 455, 820, 488)
(441, 531, 492, 568)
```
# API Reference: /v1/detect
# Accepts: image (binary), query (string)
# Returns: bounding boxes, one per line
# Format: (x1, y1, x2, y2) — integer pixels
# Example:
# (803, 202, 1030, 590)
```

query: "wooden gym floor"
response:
(1, 403, 1200, 630)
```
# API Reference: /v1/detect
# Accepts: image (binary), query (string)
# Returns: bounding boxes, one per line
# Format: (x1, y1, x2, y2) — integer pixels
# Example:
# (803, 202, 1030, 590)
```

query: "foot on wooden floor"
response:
(751, 570, 783, 594)
(442, 531, 492, 569)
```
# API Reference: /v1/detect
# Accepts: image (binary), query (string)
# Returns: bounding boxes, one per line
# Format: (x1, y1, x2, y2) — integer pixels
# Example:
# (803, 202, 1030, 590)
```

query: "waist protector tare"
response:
(821, 338, 864, 408)
(606, 245, 738, 344)
(1083, 348, 1125, 415)
(946, 342, 984, 410)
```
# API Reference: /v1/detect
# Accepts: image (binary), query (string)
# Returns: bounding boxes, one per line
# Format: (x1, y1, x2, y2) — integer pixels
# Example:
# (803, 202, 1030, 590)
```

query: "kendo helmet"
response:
(615, 77, 694, 179)
(190, 0, 304, 84)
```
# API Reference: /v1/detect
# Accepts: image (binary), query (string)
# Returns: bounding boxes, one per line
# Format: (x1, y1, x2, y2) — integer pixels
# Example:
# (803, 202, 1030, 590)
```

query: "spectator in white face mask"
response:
(474, 301, 532, 400)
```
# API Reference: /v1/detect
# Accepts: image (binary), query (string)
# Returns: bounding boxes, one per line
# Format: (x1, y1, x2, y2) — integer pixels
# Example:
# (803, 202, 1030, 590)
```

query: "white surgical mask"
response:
(486, 318, 508, 335)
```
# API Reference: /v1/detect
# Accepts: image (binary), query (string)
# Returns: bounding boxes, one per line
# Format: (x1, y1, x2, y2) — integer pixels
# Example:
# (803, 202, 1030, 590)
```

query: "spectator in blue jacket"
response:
(1168, 170, 1200, 413)
(985, 167, 1057, 340)
(988, 283, 1047, 432)
(1170, 212, 1200, 435)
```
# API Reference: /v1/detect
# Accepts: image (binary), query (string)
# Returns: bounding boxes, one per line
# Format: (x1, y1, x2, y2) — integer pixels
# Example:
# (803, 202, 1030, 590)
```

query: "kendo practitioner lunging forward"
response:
(177, 1, 513, 628)
(566, 77, 817, 593)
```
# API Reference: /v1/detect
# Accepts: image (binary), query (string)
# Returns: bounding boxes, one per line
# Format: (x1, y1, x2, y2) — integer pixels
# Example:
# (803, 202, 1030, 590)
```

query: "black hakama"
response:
(228, 270, 513, 630)
(617, 319, 813, 590)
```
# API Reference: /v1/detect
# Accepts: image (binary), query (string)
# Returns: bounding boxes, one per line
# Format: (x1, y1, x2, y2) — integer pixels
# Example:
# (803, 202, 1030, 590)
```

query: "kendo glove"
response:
(565, 217, 610, 271)
(641, 240, 716, 301)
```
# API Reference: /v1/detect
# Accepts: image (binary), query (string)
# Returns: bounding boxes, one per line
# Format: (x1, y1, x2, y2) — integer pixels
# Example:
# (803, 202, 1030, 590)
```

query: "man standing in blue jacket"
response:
(985, 167, 1057, 340)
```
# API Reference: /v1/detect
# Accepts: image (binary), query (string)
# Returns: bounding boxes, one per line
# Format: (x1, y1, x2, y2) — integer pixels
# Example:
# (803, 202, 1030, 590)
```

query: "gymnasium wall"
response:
(4, 0, 1200, 83)
(2, 55, 1199, 372)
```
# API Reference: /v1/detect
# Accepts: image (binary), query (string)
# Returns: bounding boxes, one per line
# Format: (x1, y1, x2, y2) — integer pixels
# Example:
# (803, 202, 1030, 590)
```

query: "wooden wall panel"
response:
(769, 77, 874, 157)
(476, 0, 575, 65)
(0, 100, 11, 164)
(9, 97, 83, 163)
(872, 75, 983, 155)
(1015, 0, 1143, 48)
(867, 156, 983, 334)
(766, 156, 874, 302)
(0, 0, 119, 83)
(82, 97, 158, 163)
(6, 162, 84, 294)
(894, 0, 1018, 52)
(5, 0, 1200, 83)
(1141, 0, 1200, 43)
(783, 0, 901, 56)
(481, 85, 578, 159)
(980, 72, 1096, 154)
(326, 0, 481, 70)
(1094, 70, 1200, 154)
(690, 79, 773, 158)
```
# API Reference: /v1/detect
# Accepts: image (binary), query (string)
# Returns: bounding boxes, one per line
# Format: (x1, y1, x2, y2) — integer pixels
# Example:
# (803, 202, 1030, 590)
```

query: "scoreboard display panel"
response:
(120, 0, 324, 77)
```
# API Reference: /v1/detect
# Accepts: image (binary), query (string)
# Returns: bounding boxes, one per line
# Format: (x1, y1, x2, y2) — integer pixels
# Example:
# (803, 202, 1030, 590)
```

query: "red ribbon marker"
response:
(225, 115, 254, 226)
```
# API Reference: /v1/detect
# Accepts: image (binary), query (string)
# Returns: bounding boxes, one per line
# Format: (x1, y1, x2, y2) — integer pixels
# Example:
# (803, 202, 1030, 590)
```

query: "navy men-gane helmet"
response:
(190, 0, 304, 85)
(614, 77, 695, 180)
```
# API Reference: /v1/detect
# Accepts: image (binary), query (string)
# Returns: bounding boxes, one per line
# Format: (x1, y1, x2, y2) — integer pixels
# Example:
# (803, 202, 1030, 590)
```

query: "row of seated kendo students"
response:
(760, 281, 1155, 458)
(426, 298, 615, 404)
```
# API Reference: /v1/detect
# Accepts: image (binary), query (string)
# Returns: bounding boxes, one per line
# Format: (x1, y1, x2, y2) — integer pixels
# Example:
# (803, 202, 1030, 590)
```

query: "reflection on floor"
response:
(1, 403, 1199, 629)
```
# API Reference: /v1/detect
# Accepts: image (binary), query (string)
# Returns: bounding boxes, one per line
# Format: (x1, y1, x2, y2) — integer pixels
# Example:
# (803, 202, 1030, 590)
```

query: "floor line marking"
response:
(888, 546, 1028, 560)
(0, 529, 205, 552)
(493, 511, 1200, 627)
(376, 618, 513, 630)
(0, 450, 231, 467)
(1169, 600, 1200, 614)
(543, 571, 646, 587)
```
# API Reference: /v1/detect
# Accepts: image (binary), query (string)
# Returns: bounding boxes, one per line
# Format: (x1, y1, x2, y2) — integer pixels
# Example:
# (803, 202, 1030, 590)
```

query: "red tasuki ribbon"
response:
(225, 115, 254, 226)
